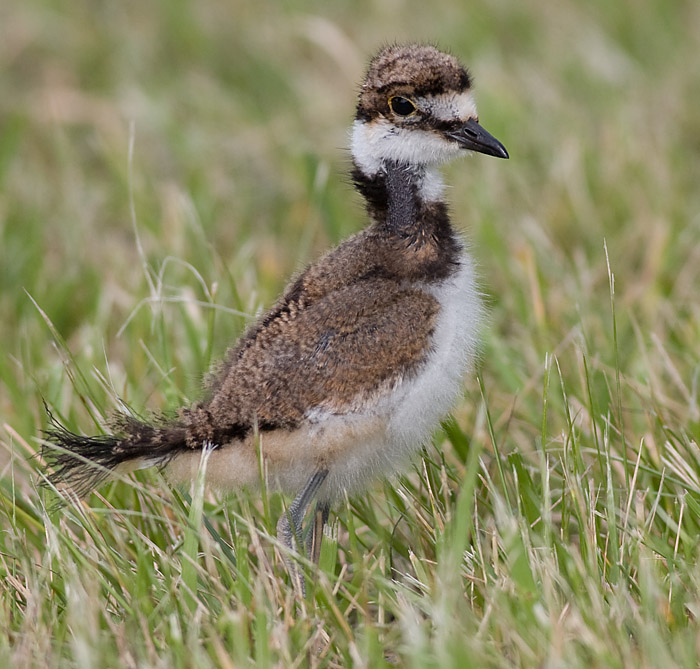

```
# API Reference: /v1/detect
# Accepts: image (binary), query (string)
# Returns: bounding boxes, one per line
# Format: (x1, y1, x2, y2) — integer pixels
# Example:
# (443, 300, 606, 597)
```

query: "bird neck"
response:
(351, 160, 462, 281)
(351, 161, 445, 227)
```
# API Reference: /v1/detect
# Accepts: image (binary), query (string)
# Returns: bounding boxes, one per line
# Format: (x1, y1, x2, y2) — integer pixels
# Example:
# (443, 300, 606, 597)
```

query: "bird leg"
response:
(277, 469, 328, 594)
(308, 501, 330, 566)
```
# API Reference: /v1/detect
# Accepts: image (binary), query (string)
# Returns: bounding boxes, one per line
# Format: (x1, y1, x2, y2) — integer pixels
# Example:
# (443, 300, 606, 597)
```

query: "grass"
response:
(1, 0, 700, 666)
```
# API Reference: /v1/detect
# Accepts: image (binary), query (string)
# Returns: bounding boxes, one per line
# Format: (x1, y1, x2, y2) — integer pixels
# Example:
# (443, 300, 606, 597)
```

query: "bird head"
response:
(351, 44, 508, 176)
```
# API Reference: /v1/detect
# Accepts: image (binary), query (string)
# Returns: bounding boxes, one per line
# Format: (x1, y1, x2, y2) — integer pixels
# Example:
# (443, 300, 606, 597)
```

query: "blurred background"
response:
(1, 0, 699, 510)
(2, 1, 700, 665)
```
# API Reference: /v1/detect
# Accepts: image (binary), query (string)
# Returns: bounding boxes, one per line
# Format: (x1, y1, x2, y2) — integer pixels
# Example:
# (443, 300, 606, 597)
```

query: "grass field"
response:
(2, 0, 700, 666)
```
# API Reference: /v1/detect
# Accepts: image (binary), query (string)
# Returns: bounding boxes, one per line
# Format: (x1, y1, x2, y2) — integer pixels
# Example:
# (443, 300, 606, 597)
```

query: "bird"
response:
(42, 43, 508, 586)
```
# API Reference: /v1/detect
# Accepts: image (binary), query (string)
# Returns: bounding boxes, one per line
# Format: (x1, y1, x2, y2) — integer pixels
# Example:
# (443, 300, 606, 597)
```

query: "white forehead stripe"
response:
(418, 91, 478, 123)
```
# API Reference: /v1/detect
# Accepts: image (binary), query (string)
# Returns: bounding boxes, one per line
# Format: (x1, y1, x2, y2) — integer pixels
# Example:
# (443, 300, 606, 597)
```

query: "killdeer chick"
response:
(43, 44, 508, 584)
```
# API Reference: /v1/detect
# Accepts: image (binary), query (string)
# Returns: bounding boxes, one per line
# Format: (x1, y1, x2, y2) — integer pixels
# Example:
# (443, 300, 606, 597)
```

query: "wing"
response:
(205, 277, 440, 430)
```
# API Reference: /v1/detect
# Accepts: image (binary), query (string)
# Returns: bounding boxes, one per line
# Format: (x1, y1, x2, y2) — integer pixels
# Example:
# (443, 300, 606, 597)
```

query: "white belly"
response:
(387, 254, 482, 450)
(317, 254, 483, 498)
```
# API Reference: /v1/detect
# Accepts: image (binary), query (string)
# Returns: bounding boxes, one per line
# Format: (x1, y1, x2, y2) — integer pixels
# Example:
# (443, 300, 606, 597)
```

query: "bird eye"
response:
(389, 96, 417, 116)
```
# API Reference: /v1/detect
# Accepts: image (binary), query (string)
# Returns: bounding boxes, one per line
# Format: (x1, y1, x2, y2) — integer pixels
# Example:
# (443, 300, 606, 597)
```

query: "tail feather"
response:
(42, 412, 189, 499)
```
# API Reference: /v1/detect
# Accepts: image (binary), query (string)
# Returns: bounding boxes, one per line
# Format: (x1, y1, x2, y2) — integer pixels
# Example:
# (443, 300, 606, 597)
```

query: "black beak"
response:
(447, 118, 509, 159)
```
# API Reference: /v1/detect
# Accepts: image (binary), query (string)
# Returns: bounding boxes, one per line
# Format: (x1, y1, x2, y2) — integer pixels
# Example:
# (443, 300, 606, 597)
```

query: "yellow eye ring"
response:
(389, 96, 417, 116)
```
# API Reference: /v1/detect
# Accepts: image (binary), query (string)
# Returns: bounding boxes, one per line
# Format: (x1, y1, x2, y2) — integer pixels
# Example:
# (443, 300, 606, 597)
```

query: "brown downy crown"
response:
(356, 44, 472, 122)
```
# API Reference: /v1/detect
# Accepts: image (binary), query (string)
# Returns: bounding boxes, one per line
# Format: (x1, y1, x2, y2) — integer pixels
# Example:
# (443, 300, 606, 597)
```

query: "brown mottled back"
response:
(184, 224, 447, 445)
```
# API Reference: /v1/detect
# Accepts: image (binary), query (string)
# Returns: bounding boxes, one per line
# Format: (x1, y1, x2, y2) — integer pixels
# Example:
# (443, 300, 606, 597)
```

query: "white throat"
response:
(350, 121, 449, 202)
(350, 89, 477, 184)
(351, 119, 462, 178)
